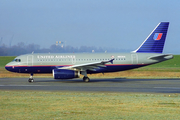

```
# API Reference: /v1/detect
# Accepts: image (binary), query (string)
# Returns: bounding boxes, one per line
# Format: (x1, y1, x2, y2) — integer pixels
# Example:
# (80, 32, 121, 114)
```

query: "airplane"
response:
(5, 22, 173, 82)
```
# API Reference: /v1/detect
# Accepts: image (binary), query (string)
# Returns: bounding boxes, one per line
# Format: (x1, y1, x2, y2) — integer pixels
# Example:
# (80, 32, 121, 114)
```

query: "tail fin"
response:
(134, 22, 169, 53)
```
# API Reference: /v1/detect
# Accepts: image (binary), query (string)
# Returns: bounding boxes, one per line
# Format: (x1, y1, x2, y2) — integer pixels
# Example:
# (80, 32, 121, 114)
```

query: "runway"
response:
(0, 78, 180, 93)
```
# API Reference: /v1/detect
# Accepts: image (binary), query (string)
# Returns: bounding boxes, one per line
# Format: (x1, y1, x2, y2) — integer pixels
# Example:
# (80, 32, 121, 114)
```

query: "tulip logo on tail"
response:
(154, 33, 163, 40)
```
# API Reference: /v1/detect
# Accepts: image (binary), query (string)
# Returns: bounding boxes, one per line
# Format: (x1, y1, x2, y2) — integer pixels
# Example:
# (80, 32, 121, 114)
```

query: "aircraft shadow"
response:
(34, 78, 180, 83)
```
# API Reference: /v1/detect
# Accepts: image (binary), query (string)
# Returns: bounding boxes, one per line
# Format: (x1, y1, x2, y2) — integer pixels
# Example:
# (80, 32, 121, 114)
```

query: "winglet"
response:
(109, 58, 114, 64)
(102, 58, 114, 64)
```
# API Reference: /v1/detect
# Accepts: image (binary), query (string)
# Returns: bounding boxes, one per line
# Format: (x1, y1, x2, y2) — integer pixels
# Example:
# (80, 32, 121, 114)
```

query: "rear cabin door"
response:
(27, 55, 33, 66)
(131, 54, 138, 64)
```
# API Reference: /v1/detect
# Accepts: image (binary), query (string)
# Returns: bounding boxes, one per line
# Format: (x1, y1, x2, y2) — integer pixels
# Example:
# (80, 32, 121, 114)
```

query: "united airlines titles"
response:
(37, 55, 75, 59)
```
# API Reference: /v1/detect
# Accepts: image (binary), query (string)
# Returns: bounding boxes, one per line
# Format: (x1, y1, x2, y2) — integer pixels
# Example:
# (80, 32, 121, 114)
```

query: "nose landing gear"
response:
(28, 73, 34, 83)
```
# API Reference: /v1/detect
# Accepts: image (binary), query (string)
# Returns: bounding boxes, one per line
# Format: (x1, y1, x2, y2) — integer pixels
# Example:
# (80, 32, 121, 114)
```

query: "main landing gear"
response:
(81, 71, 90, 82)
(28, 73, 34, 83)
(83, 76, 90, 82)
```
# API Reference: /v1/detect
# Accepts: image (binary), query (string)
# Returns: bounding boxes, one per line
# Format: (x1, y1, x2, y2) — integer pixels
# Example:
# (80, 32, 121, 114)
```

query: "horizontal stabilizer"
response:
(148, 54, 173, 60)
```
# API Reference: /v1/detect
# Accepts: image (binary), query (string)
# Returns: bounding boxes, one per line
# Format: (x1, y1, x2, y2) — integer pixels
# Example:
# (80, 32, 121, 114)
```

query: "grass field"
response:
(1, 56, 180, 119)
(0, 91, 180, 120)
(0, 56, 16, 68)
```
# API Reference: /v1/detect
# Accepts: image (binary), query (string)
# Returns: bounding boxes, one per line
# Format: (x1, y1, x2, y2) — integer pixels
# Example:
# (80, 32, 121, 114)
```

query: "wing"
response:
(59, 59, 114, 71)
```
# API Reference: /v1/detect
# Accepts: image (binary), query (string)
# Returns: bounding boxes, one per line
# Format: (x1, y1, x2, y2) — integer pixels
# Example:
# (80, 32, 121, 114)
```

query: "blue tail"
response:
(134, 22, 169, 53)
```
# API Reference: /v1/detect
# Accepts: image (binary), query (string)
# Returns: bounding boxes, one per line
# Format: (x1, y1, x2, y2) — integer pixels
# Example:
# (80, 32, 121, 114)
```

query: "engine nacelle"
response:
(53, 69, 80, 79)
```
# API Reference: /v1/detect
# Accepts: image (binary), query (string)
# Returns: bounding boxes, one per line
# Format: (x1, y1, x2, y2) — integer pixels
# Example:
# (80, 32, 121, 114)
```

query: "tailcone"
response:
(164, 54, 173, 60)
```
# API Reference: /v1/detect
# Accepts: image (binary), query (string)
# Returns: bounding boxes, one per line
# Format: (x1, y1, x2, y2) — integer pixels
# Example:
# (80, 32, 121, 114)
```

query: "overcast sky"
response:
(0, 0, 180, 53)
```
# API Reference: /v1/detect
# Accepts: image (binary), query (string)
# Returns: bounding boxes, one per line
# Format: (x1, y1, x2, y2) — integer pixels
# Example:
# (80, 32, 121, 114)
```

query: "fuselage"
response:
(5, 52, 172, 74)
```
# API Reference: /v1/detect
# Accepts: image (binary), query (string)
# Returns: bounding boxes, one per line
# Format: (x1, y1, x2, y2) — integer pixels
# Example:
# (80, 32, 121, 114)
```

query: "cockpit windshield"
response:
(13, 59, 21, 62)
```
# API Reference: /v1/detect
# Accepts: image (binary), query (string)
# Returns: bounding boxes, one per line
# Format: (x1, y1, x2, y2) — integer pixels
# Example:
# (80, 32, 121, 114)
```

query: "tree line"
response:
(0, 42, 129, 56)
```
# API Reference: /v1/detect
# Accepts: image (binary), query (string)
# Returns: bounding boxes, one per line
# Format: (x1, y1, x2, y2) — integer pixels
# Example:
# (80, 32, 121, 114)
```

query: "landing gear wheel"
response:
(28, 78, 34, 83)
(28, 73, 34, 83)
(83, 76, 90, 82)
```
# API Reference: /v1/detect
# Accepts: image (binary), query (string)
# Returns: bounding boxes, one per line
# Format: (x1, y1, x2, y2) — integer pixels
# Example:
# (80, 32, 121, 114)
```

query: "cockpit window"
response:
(13, 59, 21, 62)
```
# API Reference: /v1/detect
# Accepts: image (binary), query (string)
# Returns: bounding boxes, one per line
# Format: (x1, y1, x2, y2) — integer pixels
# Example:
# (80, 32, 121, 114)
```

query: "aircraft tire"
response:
(83, 77, 90, 82)
(28, 79, 34, 83)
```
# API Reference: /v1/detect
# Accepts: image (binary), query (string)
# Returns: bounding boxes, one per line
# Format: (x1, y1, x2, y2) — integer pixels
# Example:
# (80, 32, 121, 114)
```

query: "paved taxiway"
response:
(0, 78, 180, 93)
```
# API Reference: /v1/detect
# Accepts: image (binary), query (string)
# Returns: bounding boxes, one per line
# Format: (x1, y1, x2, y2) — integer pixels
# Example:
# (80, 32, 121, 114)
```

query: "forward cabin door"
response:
(131, 54, 138, 64)
(27, 55, 33, 66)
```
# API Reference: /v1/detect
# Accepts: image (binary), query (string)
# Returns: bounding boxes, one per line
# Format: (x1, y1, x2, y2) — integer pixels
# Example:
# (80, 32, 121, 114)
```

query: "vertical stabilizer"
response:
(134, 22, 169, 53)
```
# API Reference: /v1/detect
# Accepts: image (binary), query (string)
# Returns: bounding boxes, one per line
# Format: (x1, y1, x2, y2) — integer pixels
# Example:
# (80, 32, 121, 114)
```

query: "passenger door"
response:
(27, 55, 33, 66)
(131, 54, 138, 64)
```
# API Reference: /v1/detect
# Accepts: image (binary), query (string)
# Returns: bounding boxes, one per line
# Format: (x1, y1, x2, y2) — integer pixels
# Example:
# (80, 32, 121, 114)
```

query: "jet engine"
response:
(53, 69, 80, 79)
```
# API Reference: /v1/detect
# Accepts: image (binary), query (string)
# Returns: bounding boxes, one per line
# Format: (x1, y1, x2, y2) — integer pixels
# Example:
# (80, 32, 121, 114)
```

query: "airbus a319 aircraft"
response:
(5, 22, 173, 82)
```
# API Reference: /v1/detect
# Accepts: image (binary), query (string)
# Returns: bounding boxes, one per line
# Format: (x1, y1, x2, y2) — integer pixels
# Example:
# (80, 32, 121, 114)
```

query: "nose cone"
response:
(5, 62, 15, 72)
(5, 63, 11, 71)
